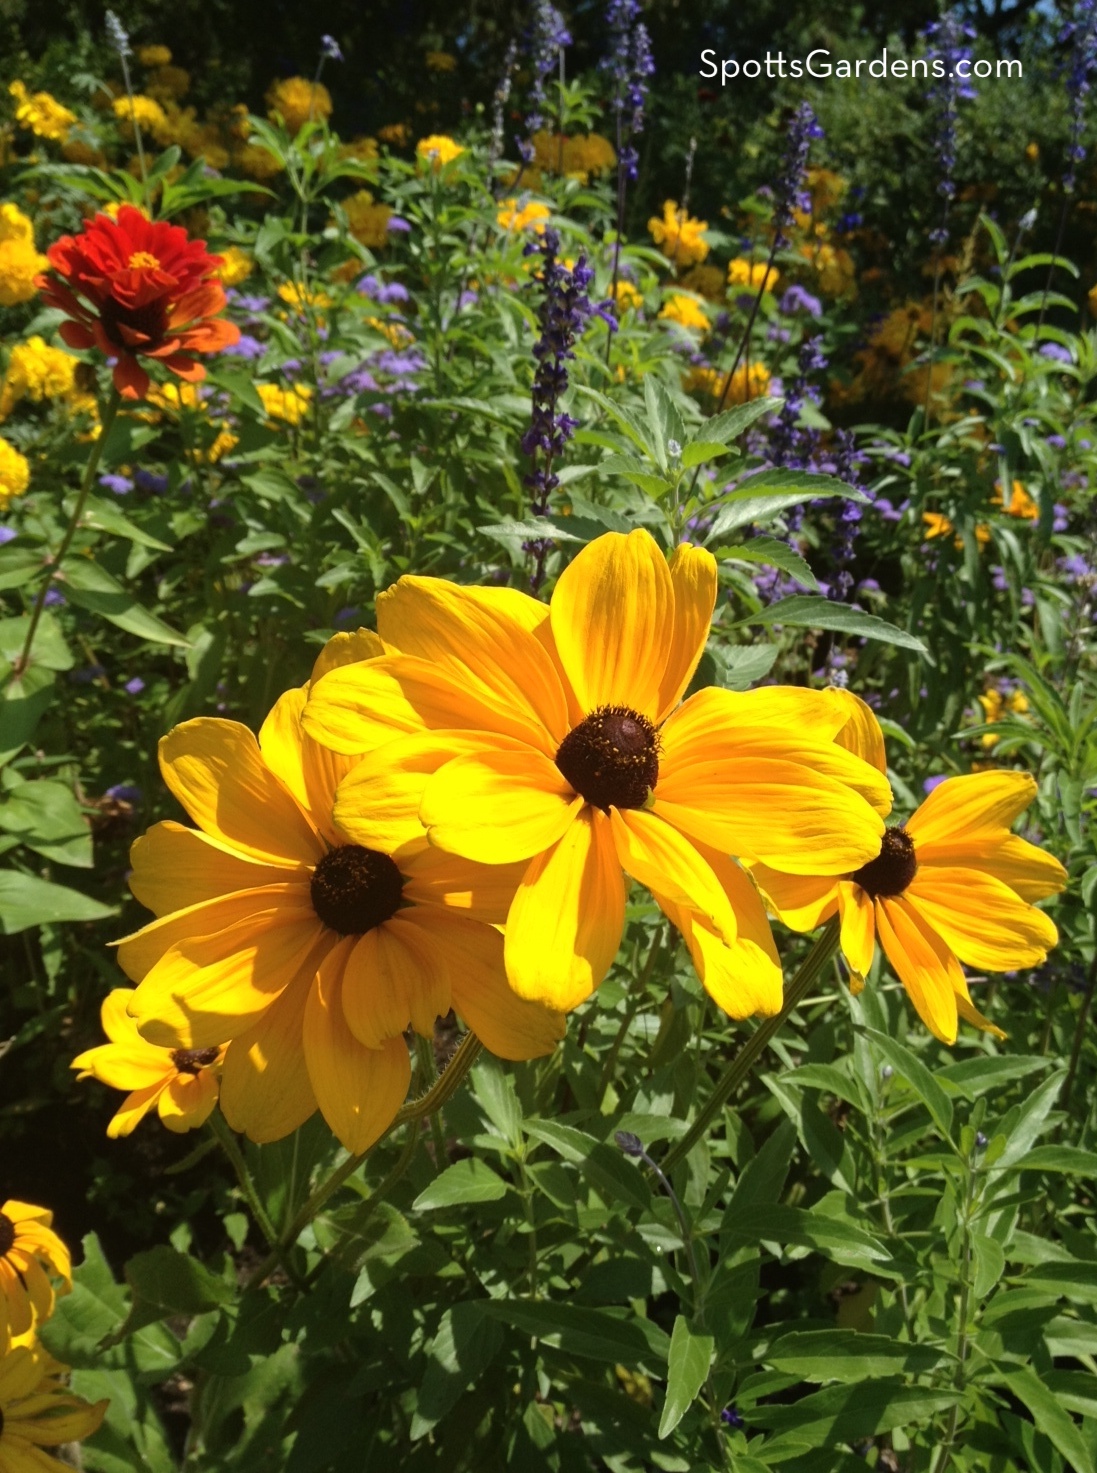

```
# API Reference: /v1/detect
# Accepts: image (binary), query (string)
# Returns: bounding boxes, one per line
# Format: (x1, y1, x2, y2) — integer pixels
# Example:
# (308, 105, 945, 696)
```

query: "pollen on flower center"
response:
(309, 844, 405, 936)
(127, 251, 161, 270)
(170, 1046, 221, 1075)
(851, 825, 918, 898)
(555, 704, 660, 812)
(0, 1212, 13, 1257)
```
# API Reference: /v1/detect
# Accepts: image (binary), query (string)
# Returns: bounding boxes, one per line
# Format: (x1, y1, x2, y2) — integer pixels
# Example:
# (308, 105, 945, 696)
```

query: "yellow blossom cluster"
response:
(277, 281, 333, 321)
(257, 382, 313, 426)
(496, 198, 551, 235)
(8, 80, 75, 142)
(137, 44, 173, 67)
(648, 200, 709, 269)
(0, 337, 77, 419)
(678, 264, 725, 301)
(214, 246, 253, 287)
(425, 51, 458, 72)
(659, 294, 710, 333)
(0, 438, 30, 508)
(727, 257, 779, 293)
(112, 93, 173, 146)
(977, 687, 1030, 748)
(524, 130, 616, 183)
(416, 134, 464, 170)
(146, 66, 192, 104)
(266, 77, 333, 133)
(683, 361, 771, 404)
(342, 190, 394, 248)
(612, 280, 643, 311)
(0, 203, 47, 308)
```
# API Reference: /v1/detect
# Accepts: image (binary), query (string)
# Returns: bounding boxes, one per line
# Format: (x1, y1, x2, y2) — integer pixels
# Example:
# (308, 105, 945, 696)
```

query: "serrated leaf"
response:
(576, 386, 656, 457)
(739, 596, 928, 653)
(109, 1245, 234, 1343)
(412, 1158, 507, 1210)
(721, 536, 818, 591)
(659, 1315, 713, 1437)
(478, 516, 583, 546)
(702, 397, 781, 444)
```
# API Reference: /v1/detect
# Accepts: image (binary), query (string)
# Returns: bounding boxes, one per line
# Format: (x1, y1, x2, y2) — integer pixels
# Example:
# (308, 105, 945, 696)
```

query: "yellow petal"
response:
(831, 690, 890, 787)
(420, 748, 583, 863)
(874, 896, 959, 1044)
(905, 770, 1037, 849)
(917, 832, 1066, 903)
(504, 808, 625, 1011)
(905, 867, 1058, 971)
(426, 909, 565, 1060)
(130, 912, 327, 1050)
(376, 575, 569, 744)
(302, 956, 410, 1154)
(656, 542, 718, 721)
(106, 1080, 167, 1138)
(400, 845, 526, 923)
(128, 822, 304, 918)
(662, 684, 853, 747)
(609, 807, 737, 945)
(220, 974, 317, 1143)
(955, 992, 1007, 1041)
(159, 719, 323, 865)
(749, 864, 840, 931)
(340, 914, 450, 1048)
(257, 686, 310, 813)
(71, 1037, 170, 1091)
(549, 529, 674, 720)
(837, 880, 876, 978)
(157, 1070, 219, 1133)
(116, 884, 313, 982)
(309, 628, 386, 684)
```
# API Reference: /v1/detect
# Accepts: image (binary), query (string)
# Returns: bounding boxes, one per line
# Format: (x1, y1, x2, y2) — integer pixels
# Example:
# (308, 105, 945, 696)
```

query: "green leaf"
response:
(480, 1299, 669, 1368)
(739, 596, 928, 654)
(705, 643, 780, 692)
(681, 441, 728, 469)
(597, 453, 674, 497)
(1017, 1144, 1097, 1175)
(204, 364, 267, 415)
(972, 1231, 1006, 1301)
(110, 1245, 235, 1341)
(313, 1199, 417, 1275)
(72, 495, 173, 551)
(659, 1315, 713, 1437)
(0, 871, 114, 933)
(410, 1303, 504, 1439)
(412, 1158, 508, 1210)
(707, 470, 867, 538)
(1002, 1367, 1095, 1473)
(722, 1205, 905, 1278)
(0, 613, 73, 671)
(577, 386, 656, 457)
(765, 1330, 947, 1381)
(478, 516, 583, 546)
(0, 546, 49, 593)
(702, 397, 782, 444)
(0, 779, 92, 867)
(750, 1382, 962, 1444)
(0, 666, 55, 763)
(59, 560, 189, 647)
(525, 1119, 652, 1211)
(240, 467, 301, 503)
(864, 1028, 954, 1137)
(720, 537, 818, 591)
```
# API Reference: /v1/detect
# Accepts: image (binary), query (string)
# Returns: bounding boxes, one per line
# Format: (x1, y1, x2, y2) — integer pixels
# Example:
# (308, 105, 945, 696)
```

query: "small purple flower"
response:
(773, 103, 824, 248)
(1047, 433, 1067, 449)
(721, 1407, 744, 1429)
(334, 606, 363, 627)
(779, 284, 822, 317)
(0, 526, 15, 545)
(1039, 342, 1073, 362)
(124, 676, 145, 695)
(135, 469, 169, 495)
(99, 472, 134, 496)
(224, 333, 265, 360)
(105, 783, 142, 803)
(924, 10, 978, 244)
(320, 34, 344, 63)
(71, 664, 107, 684)
(44, 588, 66, 607)
(386, 216, 411, 234)
(923, 774, 948, 793)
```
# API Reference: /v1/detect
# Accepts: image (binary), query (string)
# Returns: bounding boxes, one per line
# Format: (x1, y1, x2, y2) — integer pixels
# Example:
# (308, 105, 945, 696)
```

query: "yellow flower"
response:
(416, 134, 464, 170)
(1025, 141, 1040, 162)
(138, 44, 173, 67)
(977, 687, 1029, 748)
(303, 532, 891, 1016)
(277, 281, 332, 323)
(425, 51, 458, 72)
(922, 511, 991, 548)
(340, 135, 380, 165)
(8, 81, 75, 143)
(201, 426, 239, 462)
(146, 65, 192, 103)
(72, 990, 226, 1137)
(112, 93, 172, 145)
(0, 439, 30, 507)
(378, 122, 411, 147)
(266, 76, 333, 133)
(612, 280, 643, 311)
(808, 242, 856, 297)
(123, 634, 562, 1152)
(678, 264, 725, 301)
(528, 131, 616, 181)
(754, 699, 1065, 1044)
(497, 198, 551, 234)
(806, 167, 847, 216)
(232, 143, 285, 180)
(727, 258, 779, 293)
(659, 293, 710, 333)
(366, 316, 415, 349)
(685, 362, 770, 404)
(256, 382, 313, 426)
(214, 245, 252, 286)
(648, 200, 709, 269)
(0, 1340, 107, 1468)
(0, 204, 34, 247)
(342, 189, 393, 248)
(0, 208, 47, 308)
(0, 1202, 70, 1342)
(0, 337, 77, 417)
(992, 479, 1039, 520)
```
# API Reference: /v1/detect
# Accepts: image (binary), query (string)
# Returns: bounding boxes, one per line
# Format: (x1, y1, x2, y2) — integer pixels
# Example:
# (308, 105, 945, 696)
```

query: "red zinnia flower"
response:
(36, 206, 240, 399)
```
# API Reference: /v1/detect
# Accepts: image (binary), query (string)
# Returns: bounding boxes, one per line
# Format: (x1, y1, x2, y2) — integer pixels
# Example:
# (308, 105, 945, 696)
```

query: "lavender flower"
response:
(1061, 0, 1097, 191)
(773, 103, 824, 248)
(766, 336, 827, 473)
(99, 472, 134, 495)
(320, 34, 344, 63)
(224, 333, 265, 360)
(104, 9, 131, 57)
(602, 0, 655, 182)
(522, 2, 571, 163)
(0, 526, 15, 546)
(924, 11, 977, 244)
(779, 283, 822, 317)
(124, 677, 145, 695)
(830, 430, 867, 601)
(105, 783, 142, 803)
(489, 39, 520, 169)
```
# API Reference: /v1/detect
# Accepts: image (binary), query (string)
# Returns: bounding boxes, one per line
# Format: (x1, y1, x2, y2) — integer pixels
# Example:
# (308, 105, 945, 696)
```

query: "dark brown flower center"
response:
(170, 1046, 221, 1075)
(851, 825, 918, 898)
(99, 294, 170, 350)
(555, 704, 660, 812)
(310, 845, 404, 936)
(0, 1212, 13, 1258)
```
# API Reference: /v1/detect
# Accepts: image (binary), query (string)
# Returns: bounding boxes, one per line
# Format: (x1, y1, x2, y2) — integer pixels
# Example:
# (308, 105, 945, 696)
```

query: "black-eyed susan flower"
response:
(302, 530, 892, 1017)
(122, 632, 562, 1155)
(753, 696, 1066, 1044)
(71, 989, 226, 1137)
(0, 1339, 107, 1471)
(0, 1202, 70, 1343)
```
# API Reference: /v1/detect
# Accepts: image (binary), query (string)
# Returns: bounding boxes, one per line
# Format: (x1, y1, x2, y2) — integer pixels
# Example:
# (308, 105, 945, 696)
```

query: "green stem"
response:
(416, 1033, 447, 1163)
(207, 1111, 280, 1250)
(13, 385, 123, 679)
(597, 924, 665, 1104)
(930, 1150, 979, 1473)
(662, 918, 841, 1174)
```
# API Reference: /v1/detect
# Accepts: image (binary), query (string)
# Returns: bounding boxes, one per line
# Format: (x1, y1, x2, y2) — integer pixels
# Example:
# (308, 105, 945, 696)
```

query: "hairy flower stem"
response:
(13, 385, 122, 681)
(662, 918, 841, 1173)
(246, 1032, 484, 1287)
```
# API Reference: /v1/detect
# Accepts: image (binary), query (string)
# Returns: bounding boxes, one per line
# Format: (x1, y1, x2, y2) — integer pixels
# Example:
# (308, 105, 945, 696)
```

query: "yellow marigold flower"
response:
(612, 280, 643, 311)
(870, 303, 929, 359)
(0, 204, 33, 247)
(977, 687, 1029, 748)
(727, 258, 779, 293)
(659, 293, 710, 333)
(123, 634, 563, 1151)
(342, 189, 393, 248)
(807, 166, 847, 216)
(145, 380, 206, 413)
(266, 76, 333, 133)
(214, 245, 252, 286)
(201, 426, 239, 462)
(137, 44, 172, 67)
(340, 135, 380, 165)
(277, 281, 332, 318)
(112, 93, 172, 146)
(648, 200, 709, 269)
(416, 134, 464, 170)
(992, 478, 1039, 520)
(0, 439, 30, 507)
(8, 81, 75, 143)
(1025, 141, 1040, 162)
(303, 532, 892, 1015)
(721, 362, 771, 404)
(146, 65, 191, 103)
(678, 264, 725, 301)
(0, 1201, 70, 1341)
(2, 337, 77, 410)
(922, 511, 991, 547)
(0, 1339, 106, 1466)
(754, 697, 1065, 1044)
(425, 50, 458, 72)
(256, 382, 313, 426)
(378, 122, 411, 147)
(72, 990, 226, 1137)
(809, 242, 856, 297)
(681, 364, 721, 399)
(497, 198, 551, 234)
(0, 213, 47, 308)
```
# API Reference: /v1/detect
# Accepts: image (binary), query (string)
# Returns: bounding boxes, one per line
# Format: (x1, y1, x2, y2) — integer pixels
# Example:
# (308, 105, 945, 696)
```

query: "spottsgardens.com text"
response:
(699, 49, 1022, 84)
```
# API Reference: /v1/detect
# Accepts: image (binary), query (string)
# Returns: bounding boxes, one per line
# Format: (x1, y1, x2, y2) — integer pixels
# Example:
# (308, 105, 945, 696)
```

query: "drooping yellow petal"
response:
(70, 1036, 169, 1092)
(157, 1070, 219, 1132)
(376, 575, 569, 744)
(309, 628, 386, 684)
(955, 992, 1007, 1041)
(874, 895, 959, 1045)
(339, 914, 450, 1050)
(424, 909, 565, 1060)
(400, 845, 526, 923)
(105, 1080, 166, 1138)
(905, 866, 1058, 971)
(749, 864, 840, 932)
(420, 749, 583, 864)
(116, 884, 314, 982)
(302, 953, 410, 1154)
(257, 687, 310, 814)
(159, 719, 323, 865)
(130, 913, 327, 1050)
(831, 690, 890, 789)
(916, 832, 1066, 902)
(128, 822, 305, 917)
(656, 542, 718, 722)
(609, 807, 737, 945)
(549, 529, 674, 721)
(220, 974, 317, 1143)
(905, 770, 1038, 849)
(504, 808, 625, 1011)
(837, 880, 876, 978)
